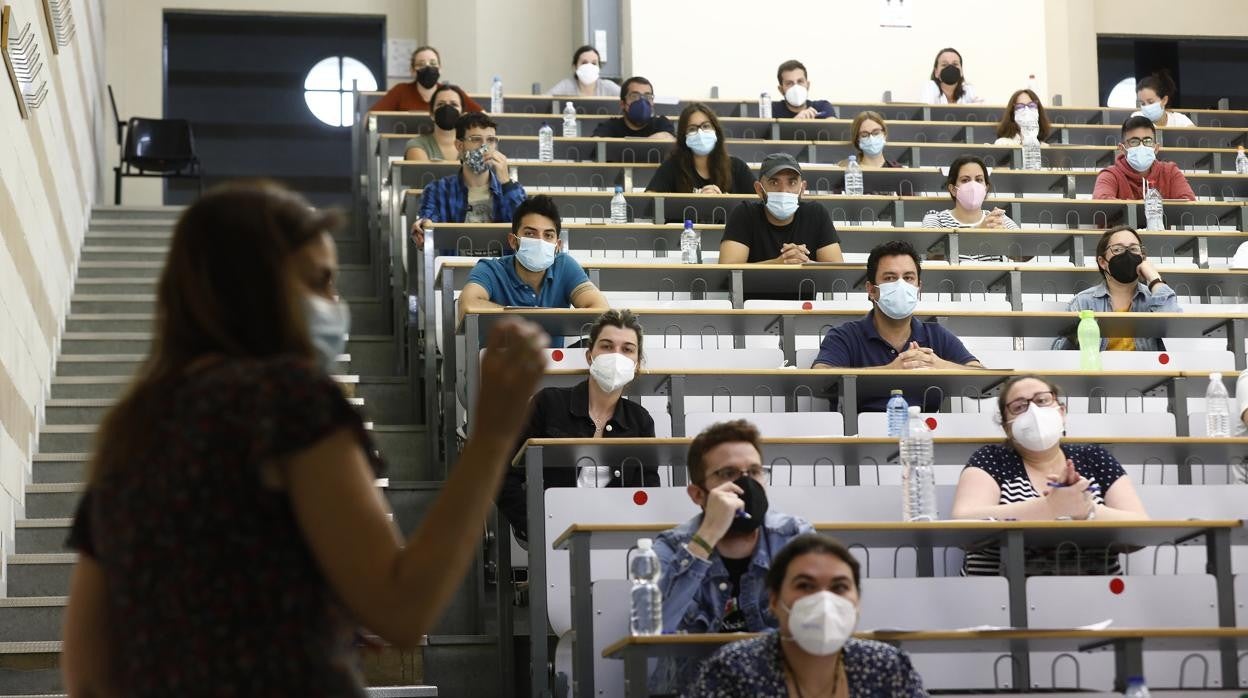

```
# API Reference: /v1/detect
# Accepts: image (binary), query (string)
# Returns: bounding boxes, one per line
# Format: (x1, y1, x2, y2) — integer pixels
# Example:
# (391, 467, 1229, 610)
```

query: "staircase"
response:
(0, 206, 467, 696)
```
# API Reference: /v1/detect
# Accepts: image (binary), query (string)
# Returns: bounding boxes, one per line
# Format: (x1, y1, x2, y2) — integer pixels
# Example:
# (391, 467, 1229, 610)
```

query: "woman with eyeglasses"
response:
(993, 89, 1052, 146)
(645, 103, 755, 196)
(951, 375, 1149, 576)
(1051, 225, 1180, 351)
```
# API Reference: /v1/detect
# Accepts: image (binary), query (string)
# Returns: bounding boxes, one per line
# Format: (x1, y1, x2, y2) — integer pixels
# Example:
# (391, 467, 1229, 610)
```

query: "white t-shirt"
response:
(1130, 110, 1195, 127)
(919, 80, 979, 105)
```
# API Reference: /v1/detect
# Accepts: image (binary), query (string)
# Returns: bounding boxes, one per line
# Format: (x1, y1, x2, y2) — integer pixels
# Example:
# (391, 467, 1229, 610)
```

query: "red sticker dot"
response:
(1158, 353, 1170, 365)
(801, 302, 814, 311)
(551, 349, 565, 362)
(1109, 577, 1125, 595)
(633, 491, 649, 506)
(925, 417, 938, 430)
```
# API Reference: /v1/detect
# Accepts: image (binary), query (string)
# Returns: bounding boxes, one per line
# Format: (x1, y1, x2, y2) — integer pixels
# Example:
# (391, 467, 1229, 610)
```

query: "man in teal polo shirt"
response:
(458, 195, 609, 334)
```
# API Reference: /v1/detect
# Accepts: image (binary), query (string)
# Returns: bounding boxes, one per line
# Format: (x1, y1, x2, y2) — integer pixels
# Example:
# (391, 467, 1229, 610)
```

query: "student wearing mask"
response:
(772, 59, 836, 120)
(688, 534, 926, 697)
(1093, 116, 1195, 201)
(457, 194, 608, 326)
(549, 45, 620, 97)
(590, 76, 676, 140)
(370, 45, 483, 113)
(1051, 225, 1179, 351)
(812, 241, 983, 411)
(952, 375, 1148, 575)
(1133, 70, 1194, 128)
(921, 155, 1020, 229)
(994, 89, 1053, 146)
(838, 111, 903, 168)
(497, 310, 657, 545)
(719, 153, 843, 265)
(651, 420, 815, 695)
(646, 103, 755, 196)
(919, 47, 980, 105)
(404, 84, 463, 161)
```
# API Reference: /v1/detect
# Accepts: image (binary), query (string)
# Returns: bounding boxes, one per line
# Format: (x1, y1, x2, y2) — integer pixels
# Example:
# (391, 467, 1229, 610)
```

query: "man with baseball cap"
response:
(718, 152, 842, 265)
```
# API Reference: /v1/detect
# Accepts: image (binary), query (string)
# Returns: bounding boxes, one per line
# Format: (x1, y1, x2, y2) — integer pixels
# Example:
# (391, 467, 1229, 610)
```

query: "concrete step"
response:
(80, 245, 168, 262)
(77, 258, 378, 296)
(64, 296, 388, 334)
(73, 277, 154, 294)
(91, 204, 182, 222)
(69, 295, 152, 315)
(356, 376, 419, 425)
(6, 555, 75, 596)
(15, 519, 71, 553)
(63, 313, 151, 332)
(29, 454, 86, 483)
(59, 332, 151, 355)
(0, 641, 62, 695)
(23, 484, 82, 520)
(0, 598, 65, 642)
(76, 260, 161, 279)
(51, 358, 141, 377)
(82, 230, 171, 246)
(371, 425, 426, 478)
(44, 395, 366, 426)
(346, 335, 400, 376)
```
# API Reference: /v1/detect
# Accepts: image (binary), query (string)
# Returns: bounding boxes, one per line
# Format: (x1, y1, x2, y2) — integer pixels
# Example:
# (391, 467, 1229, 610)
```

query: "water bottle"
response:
(1206, 372, 1231, 437)
(610, 186, 628, 224)
(1144, 180, 1164, 231)
(886, 390, 909, 437)
(1236, 146, 1248, 175)
(561, 101, 579, 138)
(844, 155, 864, 196)
(1016, 109, 1043, 171)
(900, 406, 937, 522)
(1123, 676, 1151, 698)
(538, 122, 554, 162)
(680, 219, 700, 264)
(490, 76, 504, 114)
(629, 538, 663, 636)
(1076, 310, 1102, 370)
(759, 92, 772, 119)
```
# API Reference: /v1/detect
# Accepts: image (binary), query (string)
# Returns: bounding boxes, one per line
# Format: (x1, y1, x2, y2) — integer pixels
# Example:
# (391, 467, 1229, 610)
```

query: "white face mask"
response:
(781, 591, 857, 656)
(588, 352, 635, 393)
(1009, 402, 1065, 452)
(575, 62, 600, 85)
(304, 295, 351, 374)
(784, 84, 808, 108)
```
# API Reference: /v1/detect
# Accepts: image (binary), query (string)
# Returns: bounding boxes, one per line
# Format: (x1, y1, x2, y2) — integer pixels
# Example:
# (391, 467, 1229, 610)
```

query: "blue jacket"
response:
(417, 170, 526, 224)
(1051, 281, 1180, 351)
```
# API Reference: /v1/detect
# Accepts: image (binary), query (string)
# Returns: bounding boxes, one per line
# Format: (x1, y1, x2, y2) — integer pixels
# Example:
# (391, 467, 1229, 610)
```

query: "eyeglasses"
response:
(1124, 137, 1156, 148)
(463, 135, 500, 147)
(1005, 391, 1057, 416)
(858, 129, 884, 138)
(414, 60, 439, 69)
(708, 465, 768, 482)
(1106, 243, 1145, 257)
(1014, 103, 1038, 111)
(684, 122, 715, 135)
(624, 92, 655, 104)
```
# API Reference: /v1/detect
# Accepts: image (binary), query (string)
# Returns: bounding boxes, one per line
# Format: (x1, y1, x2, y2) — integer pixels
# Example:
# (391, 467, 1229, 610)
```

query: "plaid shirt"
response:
(417, 170, 527, 224)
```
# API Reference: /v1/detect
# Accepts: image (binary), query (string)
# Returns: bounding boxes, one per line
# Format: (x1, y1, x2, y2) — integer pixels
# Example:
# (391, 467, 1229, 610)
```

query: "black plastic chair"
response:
(110, 85, 203, 204)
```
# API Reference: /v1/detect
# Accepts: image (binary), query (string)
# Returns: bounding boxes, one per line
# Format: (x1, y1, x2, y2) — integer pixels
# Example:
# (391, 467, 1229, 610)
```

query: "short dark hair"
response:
(943, 155, 992, 201)
(572, 45, 599, 66)
(1120, 115, 1156, 139)
(687, 419, 762, 486)
(776, 59, 808, 85)
(620, 76, 653, 100)
(1094, 224, 1143, 281)
(428, 84, 462, 115)
(866, 240, 922, 285)
(510, 195, 562, 237)
(588, 309, 644, 360)
(455, 111, 497, 141)
(1137, 69, 1177, 101)
(765, 534, 862, 596)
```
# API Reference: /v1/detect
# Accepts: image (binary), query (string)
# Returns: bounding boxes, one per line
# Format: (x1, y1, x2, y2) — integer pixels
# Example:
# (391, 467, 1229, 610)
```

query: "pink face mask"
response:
(955, 180, 987, 210)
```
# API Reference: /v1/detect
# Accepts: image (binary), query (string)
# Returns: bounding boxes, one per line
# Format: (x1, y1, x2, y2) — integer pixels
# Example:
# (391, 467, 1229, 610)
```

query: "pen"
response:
(734, 510, 752, 520)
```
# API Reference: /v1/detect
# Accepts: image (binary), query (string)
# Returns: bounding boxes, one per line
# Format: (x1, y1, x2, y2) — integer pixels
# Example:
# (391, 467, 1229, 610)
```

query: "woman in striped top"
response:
(951, 375, 1149, 576)
(921, 155, 1019, 230)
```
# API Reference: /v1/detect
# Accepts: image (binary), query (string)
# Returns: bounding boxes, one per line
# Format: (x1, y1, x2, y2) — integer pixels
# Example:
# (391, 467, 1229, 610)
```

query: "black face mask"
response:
(726, 475, 768, 535)
(433, 104, 460, 131)
(415, 66, 441, 89)
(938, 65, 961, 86)
(1106, 251, 1143, 284)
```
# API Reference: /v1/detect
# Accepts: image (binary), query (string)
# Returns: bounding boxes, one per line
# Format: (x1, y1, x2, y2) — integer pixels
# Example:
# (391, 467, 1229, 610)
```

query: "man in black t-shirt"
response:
(590, 76, 676, 140)
(719, 153, 843, 264)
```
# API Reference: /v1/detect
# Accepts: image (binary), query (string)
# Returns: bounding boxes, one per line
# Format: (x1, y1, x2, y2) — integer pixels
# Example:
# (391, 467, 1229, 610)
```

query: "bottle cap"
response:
(1078, 309, 1095, 319)
(848, 155, 857, 161)
(615, 185, 623, 193)
(1211, 372, 1223, 381)
(684, 219, 693, 228)
(891, 389, 903, 395)
(637, 537, 653, 550)
(908, 406, 920, 415)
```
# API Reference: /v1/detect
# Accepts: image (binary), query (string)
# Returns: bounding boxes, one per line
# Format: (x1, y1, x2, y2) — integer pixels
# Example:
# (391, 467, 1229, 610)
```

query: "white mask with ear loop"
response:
(780, 591, 857, 656)
(1009, 402, 1065, 451)
(588, 352, 635, 393)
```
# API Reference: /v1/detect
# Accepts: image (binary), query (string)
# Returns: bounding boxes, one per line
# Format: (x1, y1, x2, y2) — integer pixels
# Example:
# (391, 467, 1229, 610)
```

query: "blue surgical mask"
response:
(686, 130, 717, 156)
(1140, 101, 1165, 122)
(626, 98, 653, 124)
(1125, 144, 1156, 172)
(874, 279, 919, 320)
(515, 235, 557, 272)
(764, 191, 799, 220)
(858, 134, 886, 157)
(304, 295, 351, 374)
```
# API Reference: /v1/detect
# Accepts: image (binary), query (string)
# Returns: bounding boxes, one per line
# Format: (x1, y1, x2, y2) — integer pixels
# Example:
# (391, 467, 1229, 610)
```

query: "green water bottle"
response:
(1077, 309, 1102, 370)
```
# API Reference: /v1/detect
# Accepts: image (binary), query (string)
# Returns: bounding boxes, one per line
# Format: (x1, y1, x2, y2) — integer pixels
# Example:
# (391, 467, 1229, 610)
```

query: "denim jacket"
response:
(1051, 281, 1180, 351)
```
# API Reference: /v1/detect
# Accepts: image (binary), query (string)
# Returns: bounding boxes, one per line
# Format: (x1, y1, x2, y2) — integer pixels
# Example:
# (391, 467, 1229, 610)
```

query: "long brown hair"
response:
(671, 103, 732, 194)
(88, 182, 343, 484)
(996, 89, 1053, 141)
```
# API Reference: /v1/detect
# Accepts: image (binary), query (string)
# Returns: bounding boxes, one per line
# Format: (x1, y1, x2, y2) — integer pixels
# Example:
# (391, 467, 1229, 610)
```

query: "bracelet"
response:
(689, 534, 714, 556)
(1148, 277, 1165, 291)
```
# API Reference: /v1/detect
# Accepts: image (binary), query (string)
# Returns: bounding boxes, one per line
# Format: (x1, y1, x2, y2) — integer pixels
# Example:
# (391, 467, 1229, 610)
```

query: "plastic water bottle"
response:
(610, 186, 628, 224)
(1077, 309, 1102, 370)
(1123, 676, 1151, 698)
(490, 76, 504, 114)
(759, 92, 772, 119)
(629, 538, 663, 636)
(680, 219, 700, 264)
(1016, 108, 1042, 170)
(1144, 180, 1164, 231)
(900, 406, 937, 522)
(561, 101, 579, 138)
(538, 122, 554, 162)
(1235, 146, 1248, 175)
(844, 155, 864, 196)
(886, 390, 909, 437)
(1206, 372, 1231, 437)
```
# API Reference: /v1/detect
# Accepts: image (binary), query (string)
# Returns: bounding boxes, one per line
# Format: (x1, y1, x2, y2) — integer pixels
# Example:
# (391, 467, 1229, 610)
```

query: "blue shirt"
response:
(1051, 281, 1180, 351)
(772, 98, 837, 119)
(465, 253, 590, 309)
(812, 310, 978, 411)
(417, 170, 527, 224)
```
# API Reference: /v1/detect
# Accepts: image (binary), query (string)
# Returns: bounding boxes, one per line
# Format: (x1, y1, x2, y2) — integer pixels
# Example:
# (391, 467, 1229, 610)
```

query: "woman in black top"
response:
(498, 309, 660, 544)
(62, 182, 548, 697)
(647, 102, 755, 196)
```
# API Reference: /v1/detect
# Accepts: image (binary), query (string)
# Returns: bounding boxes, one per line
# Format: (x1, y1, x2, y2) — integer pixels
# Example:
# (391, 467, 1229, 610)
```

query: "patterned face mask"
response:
(462, 144, 490, 174)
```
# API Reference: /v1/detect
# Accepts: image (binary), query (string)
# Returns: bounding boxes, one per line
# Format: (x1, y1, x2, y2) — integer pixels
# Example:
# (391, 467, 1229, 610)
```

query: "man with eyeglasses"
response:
(590, 76, 676, 140)
(650, 420, 813, 695)
(1052, 225, 1179, 351)
(1093, 115, 1195, 201)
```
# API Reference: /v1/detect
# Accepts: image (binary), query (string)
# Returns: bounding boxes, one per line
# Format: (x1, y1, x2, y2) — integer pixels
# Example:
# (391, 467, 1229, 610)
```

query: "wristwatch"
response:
(1147, 276, 1165, 291)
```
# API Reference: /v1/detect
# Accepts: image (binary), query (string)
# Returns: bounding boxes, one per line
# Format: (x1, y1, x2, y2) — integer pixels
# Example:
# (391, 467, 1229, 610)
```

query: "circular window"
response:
(304, 57, 378, 127)
(1106, 77, 1137, 109)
